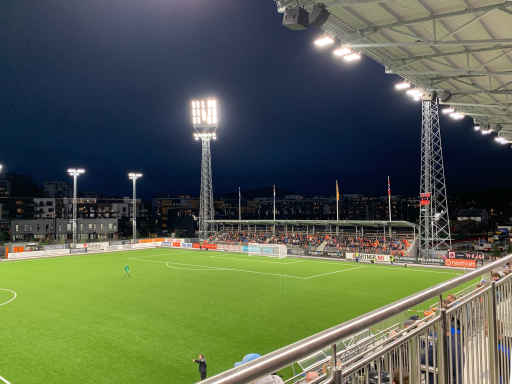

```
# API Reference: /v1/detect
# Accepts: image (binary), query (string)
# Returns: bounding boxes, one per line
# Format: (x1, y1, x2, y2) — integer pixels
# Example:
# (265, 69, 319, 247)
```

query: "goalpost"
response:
(246, 243, 287, 259)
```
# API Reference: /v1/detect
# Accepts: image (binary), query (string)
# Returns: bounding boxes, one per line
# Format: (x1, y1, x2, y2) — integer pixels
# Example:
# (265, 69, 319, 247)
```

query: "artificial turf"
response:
(0, 248, 463, 383)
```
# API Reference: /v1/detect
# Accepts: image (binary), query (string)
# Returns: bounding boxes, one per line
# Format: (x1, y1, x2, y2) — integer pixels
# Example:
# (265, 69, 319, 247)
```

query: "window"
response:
(67, 223, 71, 231)
(88, 224, 92, 229)
(15, 224, 19, 232)
(109, 223, 113, 230)
(100, 223, 104, 232)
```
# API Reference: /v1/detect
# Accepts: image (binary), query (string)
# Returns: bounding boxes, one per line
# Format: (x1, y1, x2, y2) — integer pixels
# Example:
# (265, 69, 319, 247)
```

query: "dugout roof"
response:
(276, 0, 512, 142)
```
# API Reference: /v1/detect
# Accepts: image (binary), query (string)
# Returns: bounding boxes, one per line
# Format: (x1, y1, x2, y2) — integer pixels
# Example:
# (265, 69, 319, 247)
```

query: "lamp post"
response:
(191, 98, 218, 239)
(128, 172, 143, 244)
(67, 168, 85, 247)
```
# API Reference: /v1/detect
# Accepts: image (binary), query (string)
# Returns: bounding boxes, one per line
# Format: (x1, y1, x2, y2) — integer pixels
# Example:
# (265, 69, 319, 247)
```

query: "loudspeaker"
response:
(283, 7, 309, 31)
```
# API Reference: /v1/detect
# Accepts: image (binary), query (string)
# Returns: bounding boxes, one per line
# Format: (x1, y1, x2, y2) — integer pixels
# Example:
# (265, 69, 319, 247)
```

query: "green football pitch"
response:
(0, 248, 464, 383)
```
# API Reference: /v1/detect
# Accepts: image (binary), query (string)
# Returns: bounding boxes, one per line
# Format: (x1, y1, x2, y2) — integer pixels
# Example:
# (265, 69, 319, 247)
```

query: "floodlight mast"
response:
(128, 173, 143, 245)
(67, 168, 85, 247)
(191, 98, 218, 239)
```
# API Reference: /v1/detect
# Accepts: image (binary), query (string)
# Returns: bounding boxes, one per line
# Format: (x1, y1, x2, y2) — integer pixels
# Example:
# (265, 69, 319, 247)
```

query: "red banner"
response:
(192, 243, 201, 249)
(445, 259, 477, 268)
(172, 242, 181, 248)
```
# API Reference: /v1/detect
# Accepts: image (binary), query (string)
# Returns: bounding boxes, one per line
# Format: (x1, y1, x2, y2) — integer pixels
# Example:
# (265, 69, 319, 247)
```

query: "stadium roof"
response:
(276, 0, 512, 142)
(209, 219, 416, 228)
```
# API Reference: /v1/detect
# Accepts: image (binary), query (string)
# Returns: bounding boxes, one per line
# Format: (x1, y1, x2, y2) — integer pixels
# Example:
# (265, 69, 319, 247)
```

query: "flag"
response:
(387, 176, 391, 197)
(336, 180, 339, 202)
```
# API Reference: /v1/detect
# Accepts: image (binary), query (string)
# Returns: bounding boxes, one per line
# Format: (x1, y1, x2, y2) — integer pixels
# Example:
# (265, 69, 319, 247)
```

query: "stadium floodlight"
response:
(406, 88, 423, 101)
(128, 172, 143, 244)
(0, 164, 3, 173)
(495, 137, 510, 145)
(333, 46, 352, 57)
(343, 52, 361, 62)
(394, 81, 411, 91)
(67, 168, 85, 248)
(190, 97, 218, 239)
(474, 125, 481, 131)
(314, 35, 334, 47)
(441, 107, 455, 115)
(482, 128, 494, 135)
(449, 112, 465, 120)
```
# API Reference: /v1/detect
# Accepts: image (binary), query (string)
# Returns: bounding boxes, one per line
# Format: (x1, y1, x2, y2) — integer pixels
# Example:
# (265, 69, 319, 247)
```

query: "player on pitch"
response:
(124, 265, 131, 277)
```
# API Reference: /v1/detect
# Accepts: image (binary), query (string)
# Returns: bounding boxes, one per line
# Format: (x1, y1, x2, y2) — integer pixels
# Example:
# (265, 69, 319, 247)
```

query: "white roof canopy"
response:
(277, 0, 512, 141)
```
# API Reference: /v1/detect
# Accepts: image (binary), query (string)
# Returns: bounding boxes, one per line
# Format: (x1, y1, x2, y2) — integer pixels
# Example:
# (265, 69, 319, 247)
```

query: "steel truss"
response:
(419, 96, 452, 261)
(199, 138, 215, 239)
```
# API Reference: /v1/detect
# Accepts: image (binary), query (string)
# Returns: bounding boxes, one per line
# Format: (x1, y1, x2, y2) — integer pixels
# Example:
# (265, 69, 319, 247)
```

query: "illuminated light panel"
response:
(442, 107, 455, 115)
(191, 98, 218, 127)
(395, 81, 411, 91)
(406, 88, 423, 101)
(482, 128, 494, 135)
(343, 52, 361, 62)
(449, 112, 465, 120)
(314, 35, 335, 47)
(495, 137, 510, 144)
(474, 125, 481, 131)
(333, 46, 352, 57)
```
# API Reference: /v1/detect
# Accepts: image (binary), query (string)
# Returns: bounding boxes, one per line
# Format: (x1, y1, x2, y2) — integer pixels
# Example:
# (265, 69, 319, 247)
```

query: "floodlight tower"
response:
(128, 172, 143, 244)
(191, 98, 218, 239)
(67, 168, 85, 247)
(418, 94, 451, 262)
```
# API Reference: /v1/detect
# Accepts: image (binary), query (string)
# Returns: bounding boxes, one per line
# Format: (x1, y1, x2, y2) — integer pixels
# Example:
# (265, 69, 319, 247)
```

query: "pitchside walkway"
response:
(201, 254, 512, 384)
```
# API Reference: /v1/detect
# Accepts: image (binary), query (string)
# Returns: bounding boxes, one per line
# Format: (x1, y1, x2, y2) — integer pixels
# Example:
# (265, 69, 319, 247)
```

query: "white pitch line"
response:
(303, 266, 365, 280)
(132, 256, 363, 280)
(0, 376, 12, 384)
(0, 289, 17, 307)
(208, 255, 304, 265)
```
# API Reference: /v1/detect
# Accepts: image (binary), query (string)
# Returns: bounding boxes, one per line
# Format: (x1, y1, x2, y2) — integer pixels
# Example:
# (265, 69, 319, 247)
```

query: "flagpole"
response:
(273, 184, 276, 235)
(387, 176, 392, 240)
(336, 180, 339, 235)
(238, 186, 241, 231)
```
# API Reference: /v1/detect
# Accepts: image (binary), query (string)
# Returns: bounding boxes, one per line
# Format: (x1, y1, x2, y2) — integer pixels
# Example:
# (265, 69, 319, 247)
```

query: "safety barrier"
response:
(200, 254, 512, 384)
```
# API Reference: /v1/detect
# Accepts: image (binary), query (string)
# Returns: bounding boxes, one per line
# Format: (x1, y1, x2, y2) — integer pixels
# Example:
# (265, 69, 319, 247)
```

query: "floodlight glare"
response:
(474, 125, 481, 131)
(449, 112, 465, 120)
(0, 164, 3, 173)
(128, 172, 143, 180)
(333, 46, 352, 57)
(191, 98, 218, 127)
(67, 168, 85, 176)
(495, 137, 509, 145)
(395, 81, 411, 91)
(406, 88, 423, 101)
(343, 52, 361, 62)
(314, 35, 334, 47)
(482, 128, 494, 135)
(441, 107, 455, 115)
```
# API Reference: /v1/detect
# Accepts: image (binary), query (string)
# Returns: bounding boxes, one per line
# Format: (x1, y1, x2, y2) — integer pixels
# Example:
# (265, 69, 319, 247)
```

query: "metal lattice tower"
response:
(199, 138, 215, 238)
(191, 98, 218, 239)
(419, 95, 452, 261)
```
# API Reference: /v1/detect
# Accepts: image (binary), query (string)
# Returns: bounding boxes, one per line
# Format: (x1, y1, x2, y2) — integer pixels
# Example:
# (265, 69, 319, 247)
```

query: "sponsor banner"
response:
(202, 243, 217, 250)
(375, 254, 391, 263)
(345, 252, 354, 260)
(445, 258, 477, 268)
(161, 241, 172, 247)
(241, 245, 249, 253)
(172, 242, 181, 248)
(87, 242, 109, 250)
(181, 243, 192, 248)
(192, 243, 201, 249)
(70, 248, 87, 254)
(42, 244, 67, 250)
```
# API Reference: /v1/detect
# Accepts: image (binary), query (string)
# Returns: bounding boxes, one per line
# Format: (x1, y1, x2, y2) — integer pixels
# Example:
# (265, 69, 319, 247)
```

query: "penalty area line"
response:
(0, 289, 17, 307)
(0, 376, 12, 384)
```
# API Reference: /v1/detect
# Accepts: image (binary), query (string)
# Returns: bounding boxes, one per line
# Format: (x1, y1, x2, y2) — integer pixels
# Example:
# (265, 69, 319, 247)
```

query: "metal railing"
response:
(200, 254, 512, 384)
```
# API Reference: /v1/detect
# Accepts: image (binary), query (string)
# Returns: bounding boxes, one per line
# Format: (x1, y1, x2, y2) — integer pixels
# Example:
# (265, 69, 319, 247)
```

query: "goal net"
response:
(246, 243, 287, 259)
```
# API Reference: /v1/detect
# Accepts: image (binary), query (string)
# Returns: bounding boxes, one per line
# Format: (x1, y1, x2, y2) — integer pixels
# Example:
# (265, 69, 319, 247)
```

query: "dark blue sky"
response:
(1, 0, 510, 198)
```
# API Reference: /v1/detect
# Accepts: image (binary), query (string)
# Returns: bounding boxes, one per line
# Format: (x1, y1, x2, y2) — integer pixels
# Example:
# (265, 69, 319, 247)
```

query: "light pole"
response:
(128, 172, 143, 244)
(67, 168, 85, 247)
(191, 98, 218, 239)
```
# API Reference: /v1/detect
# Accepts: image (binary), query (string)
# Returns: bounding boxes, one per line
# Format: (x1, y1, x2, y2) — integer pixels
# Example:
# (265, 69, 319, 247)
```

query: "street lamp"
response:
(128, 172, 143, 244)
(191, 97, 218, 238)
(67, 168, 85, 247)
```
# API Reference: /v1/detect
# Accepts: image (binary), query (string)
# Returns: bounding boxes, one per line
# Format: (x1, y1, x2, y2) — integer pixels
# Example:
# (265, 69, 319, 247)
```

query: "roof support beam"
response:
(392, 45, 512, 64)
(349, 39, 512, 48)
(358, 2, 512, 34)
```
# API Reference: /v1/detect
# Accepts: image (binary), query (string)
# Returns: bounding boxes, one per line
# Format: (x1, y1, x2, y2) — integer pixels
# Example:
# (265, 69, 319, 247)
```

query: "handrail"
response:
(200, 254, 512, 384)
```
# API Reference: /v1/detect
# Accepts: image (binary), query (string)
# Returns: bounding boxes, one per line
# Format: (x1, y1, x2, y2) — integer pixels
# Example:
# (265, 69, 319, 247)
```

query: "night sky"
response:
(2, 0, 511, 199)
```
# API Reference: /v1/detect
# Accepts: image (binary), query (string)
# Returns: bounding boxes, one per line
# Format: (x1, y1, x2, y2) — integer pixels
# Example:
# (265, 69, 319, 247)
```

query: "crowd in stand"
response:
(209, 231, 413, 257)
